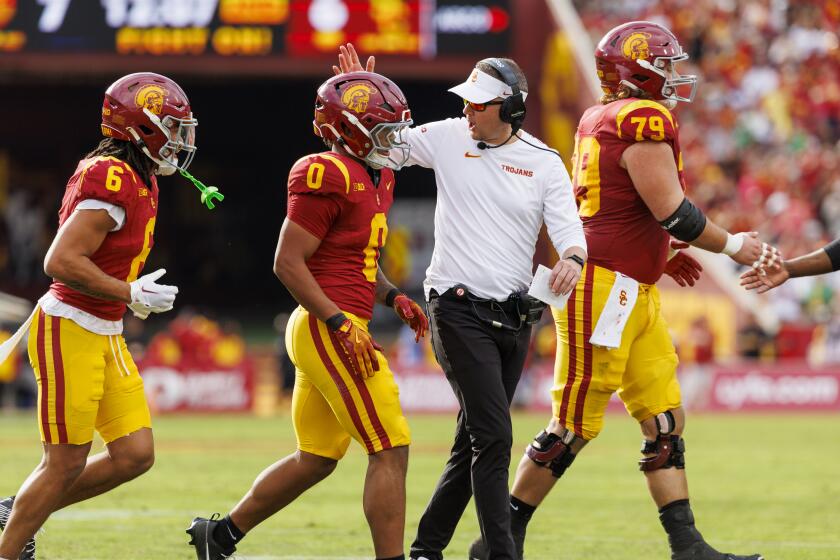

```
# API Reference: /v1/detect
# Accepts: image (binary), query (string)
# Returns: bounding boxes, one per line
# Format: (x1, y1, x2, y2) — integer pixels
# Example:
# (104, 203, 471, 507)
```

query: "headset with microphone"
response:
(476, 58, 526, 150)
(475, 58, 561, 159)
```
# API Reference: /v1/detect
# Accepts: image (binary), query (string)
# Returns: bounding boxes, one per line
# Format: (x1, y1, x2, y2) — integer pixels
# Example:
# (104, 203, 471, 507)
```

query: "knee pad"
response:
(526, 429, 578, 478)
(639, 434, 685, 472)
(653, 410, 677, 435)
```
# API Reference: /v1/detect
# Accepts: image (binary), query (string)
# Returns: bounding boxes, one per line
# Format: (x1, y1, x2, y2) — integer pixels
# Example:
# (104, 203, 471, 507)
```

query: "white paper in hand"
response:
(528, 264, 573, 311)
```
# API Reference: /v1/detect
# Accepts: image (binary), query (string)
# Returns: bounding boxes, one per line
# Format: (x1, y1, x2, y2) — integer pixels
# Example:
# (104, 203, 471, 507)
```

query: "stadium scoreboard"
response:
(0, 0, 510, 58)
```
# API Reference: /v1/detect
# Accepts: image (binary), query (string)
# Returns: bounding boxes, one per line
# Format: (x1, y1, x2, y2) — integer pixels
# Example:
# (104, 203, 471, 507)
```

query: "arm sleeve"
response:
(544, 159, 587, 256)
(287, 192, 341, 239)
(75, 199, 126, 232)
(405, 119, 458, 168)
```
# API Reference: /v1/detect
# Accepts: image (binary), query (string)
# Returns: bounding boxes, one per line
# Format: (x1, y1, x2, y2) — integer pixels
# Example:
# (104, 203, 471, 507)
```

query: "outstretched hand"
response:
(740, 260, 789, 294)
(332, 43, 375, 75)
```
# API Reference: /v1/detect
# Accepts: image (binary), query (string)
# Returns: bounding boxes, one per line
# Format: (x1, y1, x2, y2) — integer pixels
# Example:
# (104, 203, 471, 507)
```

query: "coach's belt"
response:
(431, 286, 519, 313)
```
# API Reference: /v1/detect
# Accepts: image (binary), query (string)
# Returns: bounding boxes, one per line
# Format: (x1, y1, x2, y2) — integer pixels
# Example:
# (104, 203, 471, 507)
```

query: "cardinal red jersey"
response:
(49, 156, 158, 321)
(572, 98, 687, 284)
(286, 152, 395, 320)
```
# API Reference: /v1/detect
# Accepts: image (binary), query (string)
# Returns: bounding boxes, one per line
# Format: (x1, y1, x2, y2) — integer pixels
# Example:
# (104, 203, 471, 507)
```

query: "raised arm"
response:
(333, 43, 375, 75)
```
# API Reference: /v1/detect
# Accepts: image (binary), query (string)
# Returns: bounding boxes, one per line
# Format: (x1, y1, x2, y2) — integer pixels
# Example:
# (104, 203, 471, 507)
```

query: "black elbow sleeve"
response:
(659, 198, 707, 242)
(824, 238, 840, 271)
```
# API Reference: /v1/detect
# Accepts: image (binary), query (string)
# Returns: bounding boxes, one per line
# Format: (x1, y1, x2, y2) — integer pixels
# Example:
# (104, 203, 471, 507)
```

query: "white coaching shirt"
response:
(406, 117, 586, 301)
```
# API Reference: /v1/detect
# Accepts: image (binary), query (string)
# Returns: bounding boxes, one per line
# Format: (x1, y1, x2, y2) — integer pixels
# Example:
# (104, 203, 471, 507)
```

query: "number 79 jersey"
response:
(49, 157, 158, 321)
(286, 152, 395, 320)
(571, 98, 687, 284)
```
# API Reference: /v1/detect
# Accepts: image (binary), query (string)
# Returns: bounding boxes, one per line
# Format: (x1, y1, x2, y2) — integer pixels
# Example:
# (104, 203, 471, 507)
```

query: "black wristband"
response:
(824, 238, 840, 272)
(385, 288, 402, 308)
(325, 312, 349, 332)
(565, 254, 585, 268)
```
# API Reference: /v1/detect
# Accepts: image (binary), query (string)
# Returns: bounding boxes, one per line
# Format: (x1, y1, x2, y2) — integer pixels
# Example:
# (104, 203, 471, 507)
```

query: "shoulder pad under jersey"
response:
(288, 153, 357, 197)
(608, 99, 678, 144)
(76, 156, 143, 207)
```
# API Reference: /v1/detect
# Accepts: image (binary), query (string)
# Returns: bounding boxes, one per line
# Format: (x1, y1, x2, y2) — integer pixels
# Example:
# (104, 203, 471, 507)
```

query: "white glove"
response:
(128, 268, 178, 319)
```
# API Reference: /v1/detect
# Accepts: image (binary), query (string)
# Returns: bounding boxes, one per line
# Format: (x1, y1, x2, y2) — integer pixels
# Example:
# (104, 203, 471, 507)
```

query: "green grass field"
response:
(1, 411, 839, 559)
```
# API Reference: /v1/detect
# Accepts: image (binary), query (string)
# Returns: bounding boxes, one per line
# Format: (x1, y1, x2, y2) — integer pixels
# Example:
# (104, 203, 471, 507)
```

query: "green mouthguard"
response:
(179, 169, 225, 210)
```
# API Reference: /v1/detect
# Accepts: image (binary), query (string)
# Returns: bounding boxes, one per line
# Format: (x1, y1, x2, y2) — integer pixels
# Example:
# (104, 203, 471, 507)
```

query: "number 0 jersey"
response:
(572, 98, 687, 284)
(49, 157, 158, 321)
(286, 152, 395, 320)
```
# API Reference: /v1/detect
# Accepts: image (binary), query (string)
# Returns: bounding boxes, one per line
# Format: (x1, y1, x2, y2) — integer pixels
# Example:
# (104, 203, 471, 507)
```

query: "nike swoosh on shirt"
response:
(464, 152, 481, 158)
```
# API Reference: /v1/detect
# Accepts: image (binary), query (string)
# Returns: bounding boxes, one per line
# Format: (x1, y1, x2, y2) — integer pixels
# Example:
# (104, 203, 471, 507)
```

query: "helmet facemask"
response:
(130, 107, 198, 176)
(636, 53, 698, 105)
(366, 120, 412, 170)
(339, 109, 413, 171)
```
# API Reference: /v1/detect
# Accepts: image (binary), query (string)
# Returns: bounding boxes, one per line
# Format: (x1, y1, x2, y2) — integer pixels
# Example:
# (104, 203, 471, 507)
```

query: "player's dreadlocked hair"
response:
(599, 86, 635, 105)
(86, 138, 155, 187)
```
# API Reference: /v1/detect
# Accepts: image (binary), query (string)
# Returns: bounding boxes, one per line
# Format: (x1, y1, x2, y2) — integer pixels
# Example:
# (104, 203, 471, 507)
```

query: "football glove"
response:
(393, 294, 428, 342)
(664, 241, 703, 287)
(333, 318, 383, 379)
(128, 268, 179, 319)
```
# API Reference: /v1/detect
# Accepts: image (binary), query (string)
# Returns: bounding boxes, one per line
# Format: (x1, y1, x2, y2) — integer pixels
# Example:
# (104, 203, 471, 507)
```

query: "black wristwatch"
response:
(565, 254, 585, 269)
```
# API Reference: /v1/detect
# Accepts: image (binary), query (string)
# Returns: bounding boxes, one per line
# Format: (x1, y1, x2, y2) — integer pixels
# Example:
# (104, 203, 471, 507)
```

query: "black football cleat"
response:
(468, 535, 524, 560)
(673, 541, 763, 560)
(186, 514, 237, 560)
(0, 497, 36, 560)
(468, 536, 488, 560)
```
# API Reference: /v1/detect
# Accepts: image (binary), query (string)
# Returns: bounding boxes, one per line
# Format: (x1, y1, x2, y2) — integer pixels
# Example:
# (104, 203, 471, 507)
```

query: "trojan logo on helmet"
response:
(101, 72, 197, 176)
(342, 84, 378, 113)
(595, 21, 698, 106)
(134, 84, 167, 115)
(622, 32, 652, 61)
(313, 71, 412, 170)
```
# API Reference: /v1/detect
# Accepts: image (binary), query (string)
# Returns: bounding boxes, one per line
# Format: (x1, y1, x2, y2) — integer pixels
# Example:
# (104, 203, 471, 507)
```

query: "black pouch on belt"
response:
(515, 292, 547, 326)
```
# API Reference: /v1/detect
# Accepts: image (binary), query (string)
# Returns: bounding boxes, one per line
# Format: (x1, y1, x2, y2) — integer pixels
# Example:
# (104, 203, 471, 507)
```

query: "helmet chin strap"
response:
(127, 127, 176, 175)
(617, 80, 677, 109)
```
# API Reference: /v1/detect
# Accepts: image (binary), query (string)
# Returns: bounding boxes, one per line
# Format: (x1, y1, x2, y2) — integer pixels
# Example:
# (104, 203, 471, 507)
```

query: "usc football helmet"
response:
(101, 72, 197, 176)
(595, 21, 697, 105)
(314, 71, 412, 170)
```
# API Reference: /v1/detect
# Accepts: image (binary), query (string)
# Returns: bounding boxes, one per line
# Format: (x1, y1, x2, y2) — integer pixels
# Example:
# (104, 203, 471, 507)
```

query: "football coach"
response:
(334, 45, 586, 560)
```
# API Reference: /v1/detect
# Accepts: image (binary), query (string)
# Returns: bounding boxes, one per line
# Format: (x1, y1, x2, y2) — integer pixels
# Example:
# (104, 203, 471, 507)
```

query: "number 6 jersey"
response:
(286, 151, 395, 320)
(572, 98, 687, 284)
(49, 156, 158, 321)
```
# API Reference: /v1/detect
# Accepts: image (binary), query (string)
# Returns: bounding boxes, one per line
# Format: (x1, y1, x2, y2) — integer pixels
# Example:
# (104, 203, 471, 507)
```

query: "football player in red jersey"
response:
(0, 72, 197, 560)
(187, 71, 427, 560)
(469, 22, 769, 560)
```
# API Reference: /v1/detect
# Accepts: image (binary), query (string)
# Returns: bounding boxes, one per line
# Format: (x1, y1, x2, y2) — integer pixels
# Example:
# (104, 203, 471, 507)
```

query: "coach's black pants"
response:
(410, 289, 531, 560)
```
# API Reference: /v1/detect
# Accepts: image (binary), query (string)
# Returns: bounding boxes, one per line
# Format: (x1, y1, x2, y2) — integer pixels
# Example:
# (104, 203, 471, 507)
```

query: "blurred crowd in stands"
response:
(576, 0, 840, 360)
(2, 0, 840, 409)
